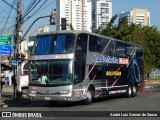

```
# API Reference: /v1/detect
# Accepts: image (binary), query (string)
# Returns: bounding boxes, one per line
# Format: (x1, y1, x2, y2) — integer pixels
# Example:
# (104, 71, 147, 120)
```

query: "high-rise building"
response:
(37, 25, 49, 33)
(56, 0, 112, 32)
(56, 0, 92, 32)
(92, 0, 112, 30)
(119, 8, 150, 26)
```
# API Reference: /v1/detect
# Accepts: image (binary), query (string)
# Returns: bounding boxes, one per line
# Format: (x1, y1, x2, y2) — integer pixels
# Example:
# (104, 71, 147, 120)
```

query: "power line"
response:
(3, 13, 16, 35)
(1, 0, 17, 10)
(0, 6, 11, 25)
(22, 0, 48, 21)
(26, 0, 48, 18)
(0, 0, 15, 34)
(0, 17, 16, 18)
(1, 0, 56, 36)
(23, 0, 55, 23)
(22, 0, 40, 18)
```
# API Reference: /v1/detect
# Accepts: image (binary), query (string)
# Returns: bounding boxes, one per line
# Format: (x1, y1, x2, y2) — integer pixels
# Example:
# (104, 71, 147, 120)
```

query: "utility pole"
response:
(15, 0, 22, 98)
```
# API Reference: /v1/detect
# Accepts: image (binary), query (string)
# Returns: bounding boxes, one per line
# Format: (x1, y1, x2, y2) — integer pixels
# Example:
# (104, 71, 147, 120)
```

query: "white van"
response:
(20, 60, 29, 88)
(20, 69, 29, 88)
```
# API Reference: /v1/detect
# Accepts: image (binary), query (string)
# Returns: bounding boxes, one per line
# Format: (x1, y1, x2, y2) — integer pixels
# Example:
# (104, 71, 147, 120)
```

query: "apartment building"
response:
(119, 8, 150, 26)
(92, 0, 112, 30)
(56, 0, 92, 32)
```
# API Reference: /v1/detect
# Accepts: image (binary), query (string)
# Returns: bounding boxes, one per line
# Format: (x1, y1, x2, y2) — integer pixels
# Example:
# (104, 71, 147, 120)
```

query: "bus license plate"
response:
(45, 97, 51, 100)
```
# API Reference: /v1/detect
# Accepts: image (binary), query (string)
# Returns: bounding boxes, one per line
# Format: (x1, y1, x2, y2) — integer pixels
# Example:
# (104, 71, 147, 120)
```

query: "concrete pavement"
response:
(0, 85, 30, 109)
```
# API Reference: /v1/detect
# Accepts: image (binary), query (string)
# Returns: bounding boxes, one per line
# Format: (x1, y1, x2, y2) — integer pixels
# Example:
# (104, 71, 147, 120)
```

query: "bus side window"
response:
(89, 65, 106, 80)
(89, 35, 100, 52)
(104, 41, 114, 56)
(114, 42, 126, 57)
(126, 47, 134, 57)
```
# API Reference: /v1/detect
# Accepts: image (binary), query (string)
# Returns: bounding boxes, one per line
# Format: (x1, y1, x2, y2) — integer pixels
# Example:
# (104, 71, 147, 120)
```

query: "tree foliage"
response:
(94, 16, 160, 75)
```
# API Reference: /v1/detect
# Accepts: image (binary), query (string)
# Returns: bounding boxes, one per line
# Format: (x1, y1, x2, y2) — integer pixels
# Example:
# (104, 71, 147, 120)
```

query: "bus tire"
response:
(131, 84, 138, 97)
(83, 88, 94, 105)
(125, 85, 132, 98)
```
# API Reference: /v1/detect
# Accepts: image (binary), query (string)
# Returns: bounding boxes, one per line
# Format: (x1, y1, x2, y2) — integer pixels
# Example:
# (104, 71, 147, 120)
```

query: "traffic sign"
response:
(0, 36, 11, 45)
(11, 60, 18, 66)
(0, 45, 12, 54)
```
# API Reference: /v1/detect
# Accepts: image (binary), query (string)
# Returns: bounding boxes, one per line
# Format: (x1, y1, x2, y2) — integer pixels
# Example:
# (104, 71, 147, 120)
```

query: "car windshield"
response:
(30, 60, 73, 86)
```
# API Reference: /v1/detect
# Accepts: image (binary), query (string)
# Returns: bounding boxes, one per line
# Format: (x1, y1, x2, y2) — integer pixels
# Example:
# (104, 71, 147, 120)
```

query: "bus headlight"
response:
(60, 90, 71, 94)
(30, 90, 37, 94)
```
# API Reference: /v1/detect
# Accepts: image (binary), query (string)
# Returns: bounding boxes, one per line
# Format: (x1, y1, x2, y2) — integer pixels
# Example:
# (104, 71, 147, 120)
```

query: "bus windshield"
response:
(30, 60, 73, 86)
(32, 33, 75, 55)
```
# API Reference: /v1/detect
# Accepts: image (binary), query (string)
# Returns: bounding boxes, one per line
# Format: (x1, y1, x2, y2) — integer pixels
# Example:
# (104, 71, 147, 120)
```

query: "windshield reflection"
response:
(30, 60, 72, 86)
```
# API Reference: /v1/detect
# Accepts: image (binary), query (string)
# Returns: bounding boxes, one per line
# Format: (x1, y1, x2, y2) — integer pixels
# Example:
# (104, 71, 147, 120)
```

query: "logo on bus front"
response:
(46, 90, 49, 94)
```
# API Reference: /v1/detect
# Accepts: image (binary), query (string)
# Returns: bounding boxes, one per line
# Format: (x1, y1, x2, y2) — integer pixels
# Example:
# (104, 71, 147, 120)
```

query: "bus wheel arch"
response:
(83, 84, 95, 105)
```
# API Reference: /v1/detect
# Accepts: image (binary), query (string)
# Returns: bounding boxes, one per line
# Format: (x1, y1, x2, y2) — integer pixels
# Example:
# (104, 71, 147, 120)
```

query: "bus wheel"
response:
(125, 85, 132, 98)
(83, 88, 94, 105)
(131, 84, 138, 97)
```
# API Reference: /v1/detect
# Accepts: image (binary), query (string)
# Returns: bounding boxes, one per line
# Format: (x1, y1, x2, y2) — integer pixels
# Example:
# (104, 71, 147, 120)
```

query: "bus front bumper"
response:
(29, 93, 73, 102)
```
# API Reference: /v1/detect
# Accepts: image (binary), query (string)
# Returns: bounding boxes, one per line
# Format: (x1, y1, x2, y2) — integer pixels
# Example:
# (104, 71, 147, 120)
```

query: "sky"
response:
(111, 0, 160, 28)
(0, 0, 160, 38)
(24, 0, 160, 38)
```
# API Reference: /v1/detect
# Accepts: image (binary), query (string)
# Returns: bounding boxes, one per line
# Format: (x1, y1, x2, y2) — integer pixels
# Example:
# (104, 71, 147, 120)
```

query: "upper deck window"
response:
(89, 35, 109, 53)
(32, 33, 75, 55)
(114, 42, 131, 57)
(33, 35, 52, 54)
(52, 34, 75, 54)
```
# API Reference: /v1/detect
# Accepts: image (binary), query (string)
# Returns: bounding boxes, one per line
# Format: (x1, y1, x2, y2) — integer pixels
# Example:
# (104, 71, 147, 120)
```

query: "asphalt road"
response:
(1, 83, 160, 120)
(3, 92, 160, 111)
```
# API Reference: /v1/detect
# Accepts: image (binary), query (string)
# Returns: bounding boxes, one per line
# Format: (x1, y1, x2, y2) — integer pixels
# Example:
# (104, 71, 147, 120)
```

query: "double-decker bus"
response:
(28, 30, 144, 105)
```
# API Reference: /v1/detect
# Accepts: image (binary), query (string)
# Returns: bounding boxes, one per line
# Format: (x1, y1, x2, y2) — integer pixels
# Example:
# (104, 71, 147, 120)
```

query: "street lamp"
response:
(95, 13, 101, 29)
(95, 13, 101, 34)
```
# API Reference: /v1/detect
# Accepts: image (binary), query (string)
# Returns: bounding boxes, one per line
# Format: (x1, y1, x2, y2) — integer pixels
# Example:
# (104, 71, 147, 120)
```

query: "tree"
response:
(99, 15, 117, 37)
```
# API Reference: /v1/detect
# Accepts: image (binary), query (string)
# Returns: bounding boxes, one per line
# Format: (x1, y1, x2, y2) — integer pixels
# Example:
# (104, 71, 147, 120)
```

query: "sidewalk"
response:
(138, 80, 160, 94)
(0, 85, 30, 109)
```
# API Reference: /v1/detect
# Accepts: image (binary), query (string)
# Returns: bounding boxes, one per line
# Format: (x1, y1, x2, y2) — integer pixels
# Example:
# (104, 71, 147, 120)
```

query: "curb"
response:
(144, 86, 154, 89)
